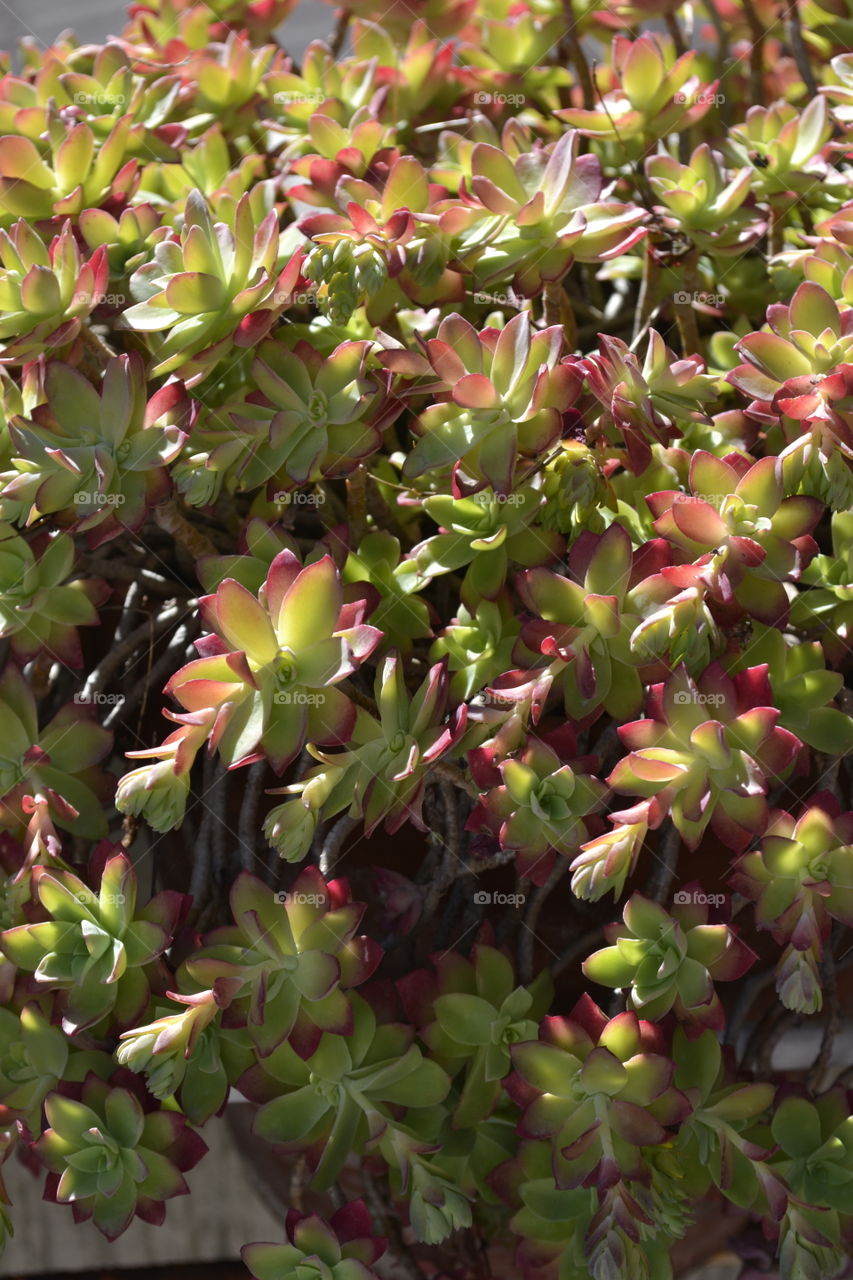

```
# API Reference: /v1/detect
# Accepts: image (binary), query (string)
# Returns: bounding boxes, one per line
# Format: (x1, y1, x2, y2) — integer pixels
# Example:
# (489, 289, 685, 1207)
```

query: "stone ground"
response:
(0, 0, 329, 57)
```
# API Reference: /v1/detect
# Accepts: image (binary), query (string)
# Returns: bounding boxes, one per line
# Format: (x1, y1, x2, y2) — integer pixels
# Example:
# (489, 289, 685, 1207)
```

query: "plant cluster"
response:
(0, 0, 851, 1277)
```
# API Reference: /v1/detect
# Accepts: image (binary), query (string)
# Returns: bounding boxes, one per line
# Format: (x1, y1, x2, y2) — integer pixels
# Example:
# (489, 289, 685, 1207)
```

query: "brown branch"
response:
(740, 0, 766, 105)
(154, 496, 218, 563)
(558, 0, 594, 110)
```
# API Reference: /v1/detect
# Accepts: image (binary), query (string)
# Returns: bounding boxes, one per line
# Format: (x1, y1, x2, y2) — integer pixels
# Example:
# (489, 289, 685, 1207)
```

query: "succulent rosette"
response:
(308, 653, 474, 839)
(400, 941, 552, 1126)
(580, 330, 718, 473)
(728, 282, 853, 428)
(509, 994, 690, 1190)
(411, 484, 563, 605)
(0, 1001, 68, 1130)
(453, 130, 646, 295)
(647, 451, 822, 625)
(0, 355, 190, 544)
(394, 311, 579, 496)
(608, 663, 802, 851)
(583, 891, 755, 1028)
(242, 1200, 387, 1280)
(0, 665, 112, 840)
(179, 868, 381, 1058)
(0, 528, 107, 665)
(731, 800, 853, 1013)
(556, 35, 719, 147)
(512, 522, 652, 721)
(645, 144, 766, 256)
(34, 1072, 207, 1240)
(0, 115, 137, 221)
(0, 853, 187, 1033)
(224, 337, 400, 490)
(123, 189, 303, 380)
(468, 739, 606, 883)
(429, 596, 519, 700)
(146, 550, 382, 774)
(0, 221, 108, 365)
(248, 991, 450, 1190)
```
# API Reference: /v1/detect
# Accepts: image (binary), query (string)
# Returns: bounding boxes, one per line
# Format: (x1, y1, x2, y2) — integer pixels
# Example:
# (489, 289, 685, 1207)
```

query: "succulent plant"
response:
(0, 1002, 68, 1130)
(0, 221, 107, 364)
(242, 1200, 387, 1280)
(647, 450, 822, 625)
(512, 522, 649, 721)
(224, 337, 400, 491)
(731, 800, 853, 1012)
(608, 663, 801, 851)
(35, 1071, 207, 1239)
(115, 990, 235, 1123)
(556, 35, 719, 148)
(0, 853, 186, 1033)
(469, 738, 606, 883)
(249, 991, 450, 1190)
(395, 311, 579, 496)
(645, 144, 766, 256)
(0, 116, 136, 221)
(119, 551, 382, 827)
(583, 891, 755, 1028)
(179, 868, 381, 1057)
(411, 483, 563, 606)
(123, 190, 303, 379)
(0, 528, 107, 665)
(509, 995, 690, 1191)
(453, 130, 646, 295)
(0, 355, 190, 545)
(0, 665, 112, 841)
(769, 1093, 853, 1280)
(0, 2, 851, 1276)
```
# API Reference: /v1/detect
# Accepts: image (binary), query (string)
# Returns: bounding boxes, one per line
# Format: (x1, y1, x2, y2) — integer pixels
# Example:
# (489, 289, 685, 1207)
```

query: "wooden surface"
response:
(1, 1106, 281, 1275)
